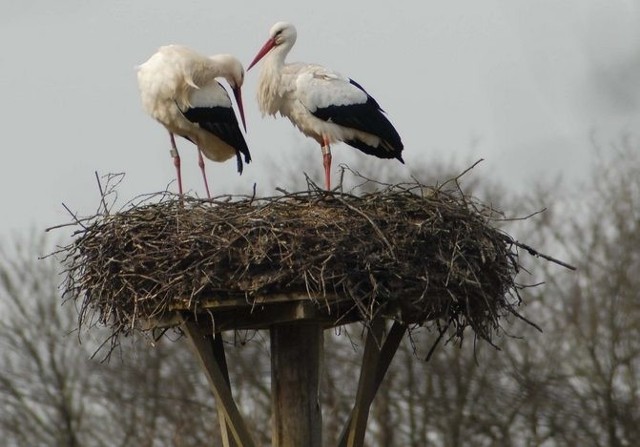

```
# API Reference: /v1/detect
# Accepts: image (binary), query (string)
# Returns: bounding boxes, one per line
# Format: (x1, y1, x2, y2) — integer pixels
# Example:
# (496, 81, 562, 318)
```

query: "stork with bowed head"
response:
(137, 45, 251, 198)
(247, 22, 404, 190)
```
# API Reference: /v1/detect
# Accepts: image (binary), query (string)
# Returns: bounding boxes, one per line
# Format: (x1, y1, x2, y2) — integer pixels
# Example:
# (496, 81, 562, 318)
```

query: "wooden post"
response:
(270, 324, 323, 447)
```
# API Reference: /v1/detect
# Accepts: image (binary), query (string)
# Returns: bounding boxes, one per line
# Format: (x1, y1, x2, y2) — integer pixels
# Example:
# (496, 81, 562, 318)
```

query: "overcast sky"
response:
(1, 0, 639, 237)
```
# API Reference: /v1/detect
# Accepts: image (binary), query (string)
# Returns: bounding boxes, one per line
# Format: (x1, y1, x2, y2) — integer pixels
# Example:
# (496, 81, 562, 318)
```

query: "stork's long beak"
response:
(232, 86, 247, 132)
(248, 38, 276, 71)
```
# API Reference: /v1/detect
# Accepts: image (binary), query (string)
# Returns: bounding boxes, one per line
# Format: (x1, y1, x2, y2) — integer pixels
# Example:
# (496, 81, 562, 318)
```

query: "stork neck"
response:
(206, 55, 226, 72)
(256, 41, 294, 115)
(183, 55, 228, 87)
(267, 41, 292, 70)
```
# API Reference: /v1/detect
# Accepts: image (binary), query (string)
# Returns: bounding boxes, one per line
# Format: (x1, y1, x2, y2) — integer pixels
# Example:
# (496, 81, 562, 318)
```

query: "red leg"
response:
(169, 132, 183, 196)
(197, 149, 212, 199)
(321, 136, 332, 190)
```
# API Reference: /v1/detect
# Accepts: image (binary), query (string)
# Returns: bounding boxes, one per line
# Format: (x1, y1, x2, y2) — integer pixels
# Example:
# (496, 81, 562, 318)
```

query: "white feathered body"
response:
(257, 60, 380, 148)
(137, 45, 238, 162)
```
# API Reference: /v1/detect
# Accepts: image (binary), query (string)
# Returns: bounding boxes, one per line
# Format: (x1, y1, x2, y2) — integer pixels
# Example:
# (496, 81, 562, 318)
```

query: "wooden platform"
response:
(145, 292, 396, 332)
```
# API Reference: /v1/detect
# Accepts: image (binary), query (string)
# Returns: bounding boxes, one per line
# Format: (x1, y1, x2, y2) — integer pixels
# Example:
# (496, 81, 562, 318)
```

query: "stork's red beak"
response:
(232, 86, 247, 132)
(248, 38, 276, 71)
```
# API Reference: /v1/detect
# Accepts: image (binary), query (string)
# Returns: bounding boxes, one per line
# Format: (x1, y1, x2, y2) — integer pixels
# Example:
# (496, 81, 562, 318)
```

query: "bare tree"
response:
(538, 139, 640, 446)
(0, 233, 90, 446)
(0, 235, 223, 446)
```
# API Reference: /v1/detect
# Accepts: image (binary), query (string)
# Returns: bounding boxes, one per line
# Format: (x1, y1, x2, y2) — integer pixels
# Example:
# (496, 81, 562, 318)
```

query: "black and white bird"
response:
(247, 22, 403, 190)
(137, 45, 251, 197)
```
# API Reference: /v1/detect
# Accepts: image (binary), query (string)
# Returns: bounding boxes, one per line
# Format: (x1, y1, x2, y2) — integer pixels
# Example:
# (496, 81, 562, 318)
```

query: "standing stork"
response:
(247, 22, 404, 190)
(137, 45, 251, 198)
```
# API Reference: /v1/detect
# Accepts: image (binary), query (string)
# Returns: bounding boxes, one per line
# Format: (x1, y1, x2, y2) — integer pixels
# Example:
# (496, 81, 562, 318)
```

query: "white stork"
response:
(137, 45, 251, 198)
(247, 22, 404, 190)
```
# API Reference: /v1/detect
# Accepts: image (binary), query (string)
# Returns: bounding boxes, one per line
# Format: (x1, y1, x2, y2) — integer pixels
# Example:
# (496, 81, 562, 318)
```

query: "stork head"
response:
(211, 54, 247, 132)
(248, 22, 297, 70)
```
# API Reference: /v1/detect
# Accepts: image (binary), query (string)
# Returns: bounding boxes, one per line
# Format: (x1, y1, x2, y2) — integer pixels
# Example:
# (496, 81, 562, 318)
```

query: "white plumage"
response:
(248, 22, 403, 189)
(137, 45, 251, 197)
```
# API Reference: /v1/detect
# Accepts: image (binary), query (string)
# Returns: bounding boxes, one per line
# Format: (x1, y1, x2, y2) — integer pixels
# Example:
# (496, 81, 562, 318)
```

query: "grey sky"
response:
(1, 0, 639, 235)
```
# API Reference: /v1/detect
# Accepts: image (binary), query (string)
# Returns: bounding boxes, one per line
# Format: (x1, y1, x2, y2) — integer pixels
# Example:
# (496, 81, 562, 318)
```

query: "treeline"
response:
(1, 140, 638, 446)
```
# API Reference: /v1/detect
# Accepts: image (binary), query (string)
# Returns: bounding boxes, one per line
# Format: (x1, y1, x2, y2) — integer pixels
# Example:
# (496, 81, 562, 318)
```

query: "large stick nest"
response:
(57, 172, 554, 344)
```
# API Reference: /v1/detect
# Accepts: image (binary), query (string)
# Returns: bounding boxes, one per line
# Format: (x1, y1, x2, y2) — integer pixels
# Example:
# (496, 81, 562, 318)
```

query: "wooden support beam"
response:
(270, 324, 323, 447)
(344, 317, 385, 447)
(180, 316, 256, 447)
(211, 332, 237, 447)
(338, 320, 407, 447)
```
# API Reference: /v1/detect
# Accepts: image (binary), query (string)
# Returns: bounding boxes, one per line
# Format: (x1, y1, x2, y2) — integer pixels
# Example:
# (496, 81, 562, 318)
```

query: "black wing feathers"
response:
(311, 79, 403, 162)
(182, 106, 252, 174)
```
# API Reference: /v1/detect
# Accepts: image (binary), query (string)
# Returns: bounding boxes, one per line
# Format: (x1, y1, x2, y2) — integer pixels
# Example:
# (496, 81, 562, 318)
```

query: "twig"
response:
(45, 217, 95, 233)
(249, 182, 257, 205)
(512, 239, 577, 271)
(493, 208, 547, 222)
(334, 196, 396, 259)
(438, 159, 484, 191)
(95, 171, 109, 216)
(61, 203, 88, 230)
(425, 321, 450, 362)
